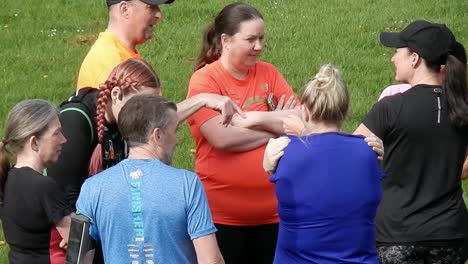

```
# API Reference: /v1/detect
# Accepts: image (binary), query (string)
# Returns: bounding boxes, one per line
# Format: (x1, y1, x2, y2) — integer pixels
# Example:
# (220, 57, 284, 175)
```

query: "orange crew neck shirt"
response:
(187, 60, 296, 226)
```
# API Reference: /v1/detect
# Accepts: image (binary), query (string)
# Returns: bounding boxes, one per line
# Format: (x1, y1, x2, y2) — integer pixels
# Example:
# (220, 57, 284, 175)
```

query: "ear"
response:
(111, 86, 123, 103)
(221, 33, 230, 50)
(119, 1, 131, 18)
(149, 127, 162, 145)
(412, 52, 421, 68)
(29, 135, 40, 152)
(439, 65, 447, 81)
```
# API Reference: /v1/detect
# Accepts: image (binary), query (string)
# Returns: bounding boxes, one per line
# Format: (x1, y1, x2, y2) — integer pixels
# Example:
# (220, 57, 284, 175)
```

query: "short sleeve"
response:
(76, 180, 100, 241)
(186, 69, 222, 128)
(185, 173, 217, 240)
(40, 178, 73, 225)
(362, 95, 402, 140)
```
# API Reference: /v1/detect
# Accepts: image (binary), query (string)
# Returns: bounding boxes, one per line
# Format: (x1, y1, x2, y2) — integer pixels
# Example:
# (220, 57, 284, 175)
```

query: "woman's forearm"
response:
(233, 109, 300, 135)
(201, 115, 276, 152)
(176, 95, 205, 123)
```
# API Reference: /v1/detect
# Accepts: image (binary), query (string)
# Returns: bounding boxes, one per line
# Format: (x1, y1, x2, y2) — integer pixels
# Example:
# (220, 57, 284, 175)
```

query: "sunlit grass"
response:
(1, 0, 467, 262)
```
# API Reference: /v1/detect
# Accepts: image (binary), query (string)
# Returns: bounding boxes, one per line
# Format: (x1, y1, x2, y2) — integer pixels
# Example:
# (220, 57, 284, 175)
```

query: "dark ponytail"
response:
(193, 23, 222, 72)
(443, 54, 468, 131)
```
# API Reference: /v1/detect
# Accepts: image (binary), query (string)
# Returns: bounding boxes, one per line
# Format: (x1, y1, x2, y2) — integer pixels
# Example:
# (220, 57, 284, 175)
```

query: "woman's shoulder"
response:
(8, 167, 57, 188)
(190, 61, 222, 83)
(9, 167, 41, 178)
(254, 61, 279, 71)
(193, 60, 220, 74)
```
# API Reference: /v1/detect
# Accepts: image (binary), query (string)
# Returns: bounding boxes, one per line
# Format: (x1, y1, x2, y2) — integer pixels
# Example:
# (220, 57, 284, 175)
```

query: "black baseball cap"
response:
(380, 20, 456, 64)
(107, 0, 175, 7)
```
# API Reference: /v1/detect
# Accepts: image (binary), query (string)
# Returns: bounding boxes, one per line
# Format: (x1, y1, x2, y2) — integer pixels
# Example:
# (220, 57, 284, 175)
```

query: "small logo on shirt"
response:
(260, 83, 268, 91)
(129, 170, 143, 180)
(243, 96, 268, 109)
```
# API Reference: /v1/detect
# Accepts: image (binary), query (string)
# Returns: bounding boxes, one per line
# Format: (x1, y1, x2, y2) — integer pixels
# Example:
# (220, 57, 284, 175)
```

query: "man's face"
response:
(158, 109, 178, 165)
(128, 0, 162, 44)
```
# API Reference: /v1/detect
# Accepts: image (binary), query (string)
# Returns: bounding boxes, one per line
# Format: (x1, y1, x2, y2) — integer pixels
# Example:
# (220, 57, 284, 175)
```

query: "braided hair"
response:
(88, 59, 161, 175)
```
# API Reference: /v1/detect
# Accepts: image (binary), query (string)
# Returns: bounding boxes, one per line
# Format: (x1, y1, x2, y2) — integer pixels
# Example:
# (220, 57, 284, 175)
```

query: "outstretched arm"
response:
(230, 109, 301, 135)
(176, 93, 245, 126)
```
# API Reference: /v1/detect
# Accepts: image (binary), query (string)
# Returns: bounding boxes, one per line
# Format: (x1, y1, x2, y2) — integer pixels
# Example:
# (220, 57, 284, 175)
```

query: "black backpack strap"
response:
(60, 107, 94, 145)
(59, 88, 98, 146)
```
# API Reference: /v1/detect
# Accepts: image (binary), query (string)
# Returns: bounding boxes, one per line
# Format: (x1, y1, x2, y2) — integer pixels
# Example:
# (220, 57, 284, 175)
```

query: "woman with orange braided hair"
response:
(45, 58, 243, 263)
(48, 59, 162, 211)
(48, 58, 244, 211)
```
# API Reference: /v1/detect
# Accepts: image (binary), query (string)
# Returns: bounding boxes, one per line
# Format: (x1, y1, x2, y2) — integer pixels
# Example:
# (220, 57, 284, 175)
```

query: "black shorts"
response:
(215, 223, 278, 264)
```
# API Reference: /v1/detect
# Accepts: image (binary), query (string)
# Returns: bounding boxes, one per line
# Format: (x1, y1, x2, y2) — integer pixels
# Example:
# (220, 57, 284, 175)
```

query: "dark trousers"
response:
(215, 223, 278, 264)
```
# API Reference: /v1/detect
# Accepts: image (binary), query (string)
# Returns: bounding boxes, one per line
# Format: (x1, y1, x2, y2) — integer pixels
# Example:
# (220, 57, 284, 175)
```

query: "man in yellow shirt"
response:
(77, 0, 248, 127)
(77, 0, 174, 89)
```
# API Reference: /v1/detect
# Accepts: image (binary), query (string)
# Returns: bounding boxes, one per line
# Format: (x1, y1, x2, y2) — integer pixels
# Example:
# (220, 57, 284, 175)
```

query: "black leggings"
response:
(215, 223, 278, 264)
(377, 242, 464, 264)
(462, 204, 468, 262)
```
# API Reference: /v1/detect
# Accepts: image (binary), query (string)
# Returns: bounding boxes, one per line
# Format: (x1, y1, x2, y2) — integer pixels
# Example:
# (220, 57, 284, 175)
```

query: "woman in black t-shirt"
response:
(0, 99, 72, 264)
(355, 21, 468, 263)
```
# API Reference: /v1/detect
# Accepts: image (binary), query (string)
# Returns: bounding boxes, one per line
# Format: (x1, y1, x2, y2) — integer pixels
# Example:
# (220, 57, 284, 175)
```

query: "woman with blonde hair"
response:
(0, 99, 72, 263)
(264, 64, 383, 263)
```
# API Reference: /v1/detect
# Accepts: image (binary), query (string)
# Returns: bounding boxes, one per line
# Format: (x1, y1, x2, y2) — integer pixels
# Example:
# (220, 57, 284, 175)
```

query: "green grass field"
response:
(1, 0, 468, 262)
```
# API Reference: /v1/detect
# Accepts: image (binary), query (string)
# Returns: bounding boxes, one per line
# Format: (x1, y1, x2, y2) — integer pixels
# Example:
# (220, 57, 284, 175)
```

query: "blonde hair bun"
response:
(300, 64, 349, 123)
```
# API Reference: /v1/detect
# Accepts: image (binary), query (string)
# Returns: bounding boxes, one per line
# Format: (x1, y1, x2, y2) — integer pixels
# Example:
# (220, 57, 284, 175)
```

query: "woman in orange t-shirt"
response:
(187, 3, 298, 263)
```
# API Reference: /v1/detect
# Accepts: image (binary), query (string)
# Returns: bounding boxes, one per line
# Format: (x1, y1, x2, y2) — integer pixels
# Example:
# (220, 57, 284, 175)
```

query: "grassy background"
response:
(1, 0, 467, 262)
